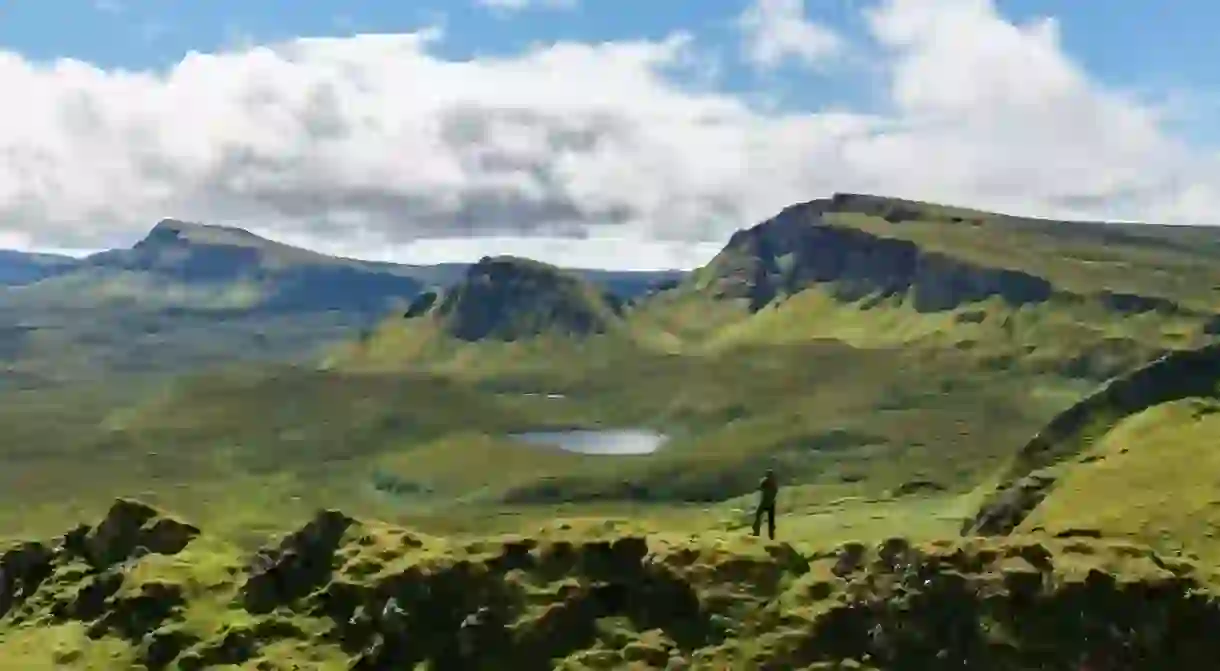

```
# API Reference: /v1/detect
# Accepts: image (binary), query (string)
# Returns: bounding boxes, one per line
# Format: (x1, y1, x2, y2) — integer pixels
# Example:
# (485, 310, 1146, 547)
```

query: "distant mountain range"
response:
(0, 219, 685, 305)
(11, 191, 1220, 387)
(336, 192, 1220, 386)
(0, 219, 685, 385)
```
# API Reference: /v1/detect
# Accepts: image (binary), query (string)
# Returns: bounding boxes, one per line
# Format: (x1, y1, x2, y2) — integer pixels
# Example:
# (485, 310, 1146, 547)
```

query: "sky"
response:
(1, 0, 1220, 269)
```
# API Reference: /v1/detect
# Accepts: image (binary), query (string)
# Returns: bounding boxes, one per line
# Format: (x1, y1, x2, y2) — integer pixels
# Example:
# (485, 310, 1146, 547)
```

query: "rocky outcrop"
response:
(0, 500, 202, 669)
(241, 508, 357, 613)
(763, 536, 1219, 670)
(78, 498, 201, 569)
(701, 200, 1053, 312)
(964, 343, 1220, 536)
(427, 256, 624, 341)
(5, 503, 1220, 669)
(402, 289, 439, 319)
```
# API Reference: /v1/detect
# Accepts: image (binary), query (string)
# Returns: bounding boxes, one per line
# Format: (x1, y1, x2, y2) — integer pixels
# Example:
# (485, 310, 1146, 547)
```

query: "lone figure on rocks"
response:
(752, 469, 779, 540)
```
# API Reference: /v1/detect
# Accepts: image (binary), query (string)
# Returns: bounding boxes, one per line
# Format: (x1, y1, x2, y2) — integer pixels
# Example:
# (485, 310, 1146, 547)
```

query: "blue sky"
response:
(0, 0, 1219, 268)
(0, 0, 1205, 135)
(5, 0, 1217, 93)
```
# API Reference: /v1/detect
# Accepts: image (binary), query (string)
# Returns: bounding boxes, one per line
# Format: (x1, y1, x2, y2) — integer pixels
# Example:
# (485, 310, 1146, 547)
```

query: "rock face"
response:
(242, 509, 357, 614)
(420, 256, 625, 341)
(698, 198, 1054, 312)
(964, 343, 1220, 536)
(79, 499, 201, 569)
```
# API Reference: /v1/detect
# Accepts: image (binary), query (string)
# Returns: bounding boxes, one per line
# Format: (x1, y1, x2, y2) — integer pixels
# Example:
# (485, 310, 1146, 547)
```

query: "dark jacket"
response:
(758, 474, 778, 506)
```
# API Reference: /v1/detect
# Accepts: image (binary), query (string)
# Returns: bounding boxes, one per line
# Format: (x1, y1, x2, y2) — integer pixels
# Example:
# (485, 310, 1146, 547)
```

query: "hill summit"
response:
(406, 255, 625, 342)
(96, 219, 395, 279)
(69, 219, 422, 314)
(692, 195, 1053, 312)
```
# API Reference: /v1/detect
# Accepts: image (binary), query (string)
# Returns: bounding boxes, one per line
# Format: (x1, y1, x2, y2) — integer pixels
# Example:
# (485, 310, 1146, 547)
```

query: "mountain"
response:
(410, 256, 627, 342)
(692, 196, 1052, 312)
(48, 218, 424, 315)
(0, 249, 79, 286)
(681, 192, 1220, 315)
(330, 255, 641, 375)
(627, 193, 1220, 382)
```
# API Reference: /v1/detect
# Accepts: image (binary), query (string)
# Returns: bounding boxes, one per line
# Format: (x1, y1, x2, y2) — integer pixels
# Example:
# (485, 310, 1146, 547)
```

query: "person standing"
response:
(752, 469, 778, 540)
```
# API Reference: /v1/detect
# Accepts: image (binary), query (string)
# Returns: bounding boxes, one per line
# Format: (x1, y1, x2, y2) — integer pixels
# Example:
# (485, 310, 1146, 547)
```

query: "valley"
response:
(2, 194, 1220, 668)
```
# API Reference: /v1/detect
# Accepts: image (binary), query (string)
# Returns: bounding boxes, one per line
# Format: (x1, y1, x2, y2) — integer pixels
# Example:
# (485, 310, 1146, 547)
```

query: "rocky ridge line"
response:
(3, 500, 1220, 668)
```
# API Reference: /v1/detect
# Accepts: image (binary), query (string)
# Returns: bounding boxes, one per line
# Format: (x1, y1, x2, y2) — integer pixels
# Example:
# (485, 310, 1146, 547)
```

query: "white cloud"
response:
(93, 0, 123, 14)
(737, 0, 845, 70)
(475, 0, 578, 15)
(0, 0, 1217, 270)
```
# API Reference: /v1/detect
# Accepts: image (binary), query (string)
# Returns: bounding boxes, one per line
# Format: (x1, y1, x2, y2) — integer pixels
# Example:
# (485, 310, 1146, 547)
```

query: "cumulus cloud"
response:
(736, 0, 845, 70)
(0, 0, 1215, 269)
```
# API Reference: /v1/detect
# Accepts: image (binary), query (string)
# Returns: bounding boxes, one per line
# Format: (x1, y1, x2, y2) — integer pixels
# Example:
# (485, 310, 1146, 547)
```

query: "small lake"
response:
(507, 429, 666, 455)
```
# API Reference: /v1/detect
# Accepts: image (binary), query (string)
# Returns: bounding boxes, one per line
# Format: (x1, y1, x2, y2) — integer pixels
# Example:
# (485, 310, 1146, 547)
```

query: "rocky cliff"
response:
(696, 198, 1053, 312)
(964, 343, 1220, 536)
(417, 256, 626, 342)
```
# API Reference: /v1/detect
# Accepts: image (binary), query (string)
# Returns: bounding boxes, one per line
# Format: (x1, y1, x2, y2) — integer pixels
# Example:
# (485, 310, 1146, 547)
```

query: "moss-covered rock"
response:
(6, 502, 1220, 669)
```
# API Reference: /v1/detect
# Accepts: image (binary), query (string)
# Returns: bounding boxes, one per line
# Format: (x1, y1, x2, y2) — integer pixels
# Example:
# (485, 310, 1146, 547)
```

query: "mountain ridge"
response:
(688, 194, 1217, 317)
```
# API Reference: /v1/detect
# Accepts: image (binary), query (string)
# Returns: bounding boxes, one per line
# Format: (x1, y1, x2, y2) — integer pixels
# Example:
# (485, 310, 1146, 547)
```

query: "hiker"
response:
(752, 469, 779, 540)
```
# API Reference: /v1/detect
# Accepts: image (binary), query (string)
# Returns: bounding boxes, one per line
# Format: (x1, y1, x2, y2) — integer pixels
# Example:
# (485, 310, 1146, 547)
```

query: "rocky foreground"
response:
(2, 500, 1219, 670)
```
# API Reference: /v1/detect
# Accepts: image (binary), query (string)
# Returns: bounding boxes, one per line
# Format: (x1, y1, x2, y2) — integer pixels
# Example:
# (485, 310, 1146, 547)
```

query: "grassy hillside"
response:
(964, 344, 1220, 563)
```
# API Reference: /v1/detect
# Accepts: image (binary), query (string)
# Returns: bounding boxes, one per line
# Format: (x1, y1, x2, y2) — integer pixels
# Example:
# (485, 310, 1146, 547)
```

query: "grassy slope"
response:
(1019, 398, 1220, 560)
(961, 344, 1220, 564)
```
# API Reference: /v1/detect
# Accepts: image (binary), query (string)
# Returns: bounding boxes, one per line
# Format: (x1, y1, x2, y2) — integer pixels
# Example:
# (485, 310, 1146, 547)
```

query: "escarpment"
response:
(698, 199, 1054, 312)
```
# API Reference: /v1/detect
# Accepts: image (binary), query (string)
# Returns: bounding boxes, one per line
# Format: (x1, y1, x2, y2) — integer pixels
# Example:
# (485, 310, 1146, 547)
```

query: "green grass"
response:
(1019, 398, 1220, 561)
(0, 335, 1076, 547)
